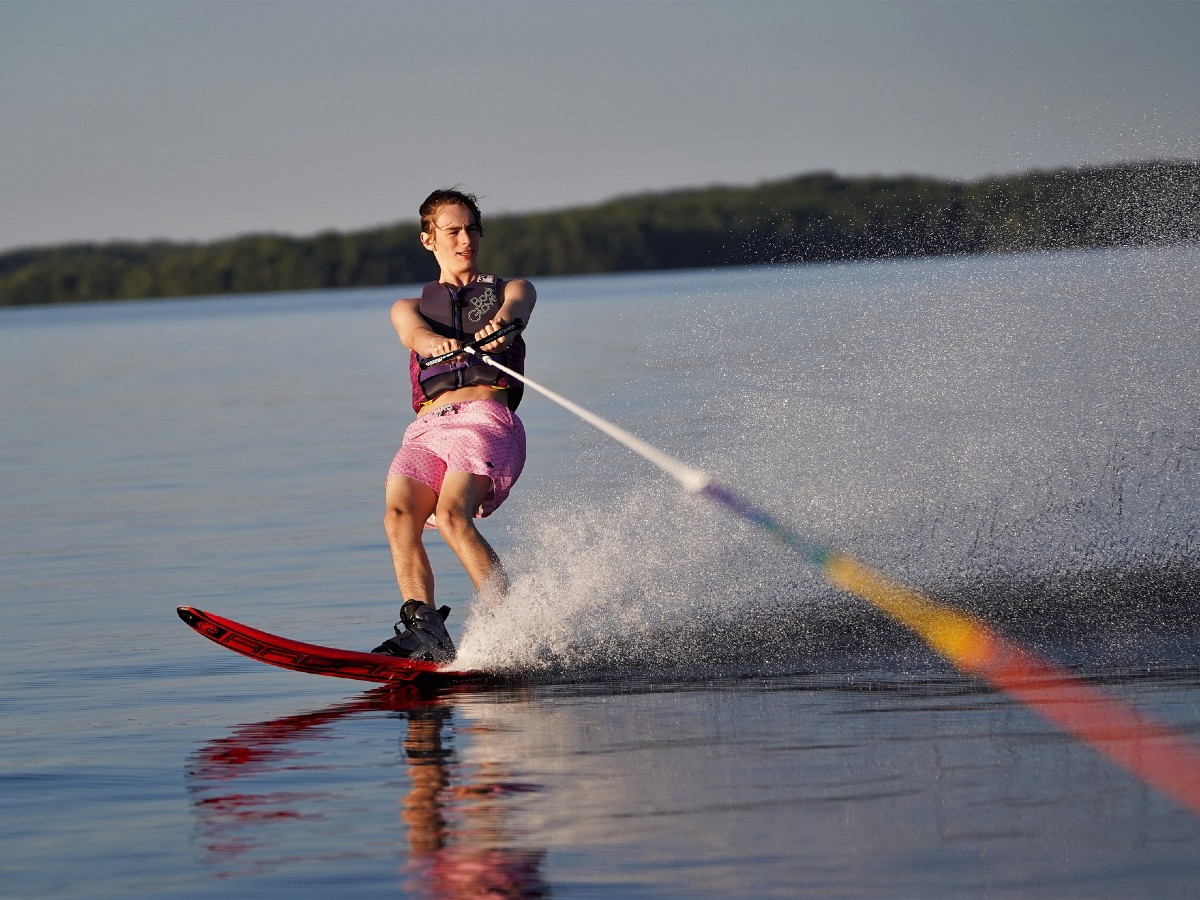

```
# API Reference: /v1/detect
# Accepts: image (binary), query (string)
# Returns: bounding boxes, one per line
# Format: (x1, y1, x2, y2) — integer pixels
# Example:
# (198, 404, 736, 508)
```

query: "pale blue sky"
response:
(1, 0, 1197, 251)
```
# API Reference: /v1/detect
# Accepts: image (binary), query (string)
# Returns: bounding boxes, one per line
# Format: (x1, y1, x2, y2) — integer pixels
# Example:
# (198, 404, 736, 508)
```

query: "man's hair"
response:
(419, 188, 484, 236)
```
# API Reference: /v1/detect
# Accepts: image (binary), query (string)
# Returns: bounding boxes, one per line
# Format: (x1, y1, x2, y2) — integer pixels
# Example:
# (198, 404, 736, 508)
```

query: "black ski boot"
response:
(372, 600, 456, 663)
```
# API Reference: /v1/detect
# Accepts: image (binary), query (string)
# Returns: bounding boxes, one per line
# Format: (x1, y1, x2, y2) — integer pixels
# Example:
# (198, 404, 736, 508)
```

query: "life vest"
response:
(408, 274, 526, 412)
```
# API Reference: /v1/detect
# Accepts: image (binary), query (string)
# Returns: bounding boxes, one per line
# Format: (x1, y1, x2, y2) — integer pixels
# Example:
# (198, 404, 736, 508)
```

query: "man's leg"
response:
(435, 471, 509, 599)
(384, 475, 439, 602)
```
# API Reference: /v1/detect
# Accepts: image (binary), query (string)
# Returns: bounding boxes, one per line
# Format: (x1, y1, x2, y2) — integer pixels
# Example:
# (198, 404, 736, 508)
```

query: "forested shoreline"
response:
(2, 161, 1197, 306)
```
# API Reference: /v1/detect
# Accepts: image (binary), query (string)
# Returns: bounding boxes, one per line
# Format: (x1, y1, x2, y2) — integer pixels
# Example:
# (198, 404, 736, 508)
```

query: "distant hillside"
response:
(1, 161, 1197, 306)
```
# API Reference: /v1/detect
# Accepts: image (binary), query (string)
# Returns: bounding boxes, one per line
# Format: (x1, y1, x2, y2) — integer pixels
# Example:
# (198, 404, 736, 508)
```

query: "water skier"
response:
(372, 189, 535, 662)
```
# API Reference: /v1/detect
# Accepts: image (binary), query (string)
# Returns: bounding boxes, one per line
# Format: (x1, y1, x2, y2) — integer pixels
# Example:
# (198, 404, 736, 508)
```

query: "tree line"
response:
(1, 161, 1196, 307)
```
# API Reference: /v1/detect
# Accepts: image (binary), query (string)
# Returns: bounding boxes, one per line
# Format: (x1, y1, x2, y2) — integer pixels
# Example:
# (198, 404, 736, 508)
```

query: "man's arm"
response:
(476, 278, 536, 352)
(391, 298, 456, 358)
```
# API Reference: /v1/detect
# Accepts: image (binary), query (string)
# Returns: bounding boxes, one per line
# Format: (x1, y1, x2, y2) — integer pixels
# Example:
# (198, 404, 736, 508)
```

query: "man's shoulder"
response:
(503, 277, 536, 298)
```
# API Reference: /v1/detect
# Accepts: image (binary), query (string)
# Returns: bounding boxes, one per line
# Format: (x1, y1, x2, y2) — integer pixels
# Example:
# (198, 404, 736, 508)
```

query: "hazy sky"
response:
(2, 0, 1197, 251)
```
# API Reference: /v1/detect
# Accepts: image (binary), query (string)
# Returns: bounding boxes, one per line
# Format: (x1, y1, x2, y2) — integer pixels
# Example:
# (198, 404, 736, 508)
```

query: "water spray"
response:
(431, 321, 1200, 816)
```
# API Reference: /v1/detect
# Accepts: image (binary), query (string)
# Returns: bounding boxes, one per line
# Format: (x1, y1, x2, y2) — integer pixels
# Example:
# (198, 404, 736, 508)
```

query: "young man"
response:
(373, 189, 536, 662)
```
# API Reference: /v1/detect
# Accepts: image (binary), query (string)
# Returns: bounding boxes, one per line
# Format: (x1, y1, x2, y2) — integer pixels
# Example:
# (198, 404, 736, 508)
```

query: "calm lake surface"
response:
(3, 246, 1200, 897)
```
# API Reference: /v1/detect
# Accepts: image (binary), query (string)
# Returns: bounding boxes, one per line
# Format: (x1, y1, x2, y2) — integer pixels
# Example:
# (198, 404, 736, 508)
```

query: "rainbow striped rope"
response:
(469, 345, 1200, 816)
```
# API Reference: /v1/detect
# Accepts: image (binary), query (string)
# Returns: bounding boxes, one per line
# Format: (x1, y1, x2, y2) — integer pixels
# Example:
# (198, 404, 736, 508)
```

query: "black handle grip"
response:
(417, 319, 525, 370)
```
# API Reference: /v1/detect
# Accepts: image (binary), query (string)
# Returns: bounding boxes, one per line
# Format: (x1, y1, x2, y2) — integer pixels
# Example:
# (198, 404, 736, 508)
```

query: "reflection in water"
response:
(401, 703, 545, 897)
(185, 686, 549, 897)
(175, 665, 1200, 896)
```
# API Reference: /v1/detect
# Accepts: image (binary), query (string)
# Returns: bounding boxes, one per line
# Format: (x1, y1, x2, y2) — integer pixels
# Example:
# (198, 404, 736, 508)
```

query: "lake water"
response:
(3, 246, 1199, 897)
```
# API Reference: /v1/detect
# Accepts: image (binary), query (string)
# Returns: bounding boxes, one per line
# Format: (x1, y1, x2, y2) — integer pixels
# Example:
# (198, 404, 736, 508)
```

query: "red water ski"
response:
(177, 606, 482, 684)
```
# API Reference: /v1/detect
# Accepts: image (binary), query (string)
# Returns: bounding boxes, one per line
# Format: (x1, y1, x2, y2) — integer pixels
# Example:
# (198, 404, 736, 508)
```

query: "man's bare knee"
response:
(385, 504, 424, 539)
(434, 505, 474, 542)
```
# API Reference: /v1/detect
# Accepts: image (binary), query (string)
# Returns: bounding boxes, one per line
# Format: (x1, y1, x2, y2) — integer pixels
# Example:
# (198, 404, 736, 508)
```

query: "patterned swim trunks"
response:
(386, 398, 526, 522)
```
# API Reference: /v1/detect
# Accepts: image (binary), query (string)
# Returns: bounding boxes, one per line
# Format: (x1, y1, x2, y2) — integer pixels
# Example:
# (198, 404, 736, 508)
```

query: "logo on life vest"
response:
(466, 286, 498, 323)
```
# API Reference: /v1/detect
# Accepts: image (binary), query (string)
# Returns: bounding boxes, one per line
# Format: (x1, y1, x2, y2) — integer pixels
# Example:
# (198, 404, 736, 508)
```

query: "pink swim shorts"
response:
(386, 398, 526, 521)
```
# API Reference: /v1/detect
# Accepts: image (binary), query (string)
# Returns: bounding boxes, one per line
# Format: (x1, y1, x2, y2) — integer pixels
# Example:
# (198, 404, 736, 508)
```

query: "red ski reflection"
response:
(186, 685, 548, 896)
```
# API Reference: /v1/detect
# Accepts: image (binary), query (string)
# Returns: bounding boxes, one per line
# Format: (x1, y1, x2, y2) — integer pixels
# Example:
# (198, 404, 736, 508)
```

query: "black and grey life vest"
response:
(407, 274, 525, 412)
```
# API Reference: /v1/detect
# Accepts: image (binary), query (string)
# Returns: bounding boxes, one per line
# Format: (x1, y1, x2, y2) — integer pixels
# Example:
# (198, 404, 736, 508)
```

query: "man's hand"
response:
(475, 316, 515, 353)
(420, 335, 462, 359)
